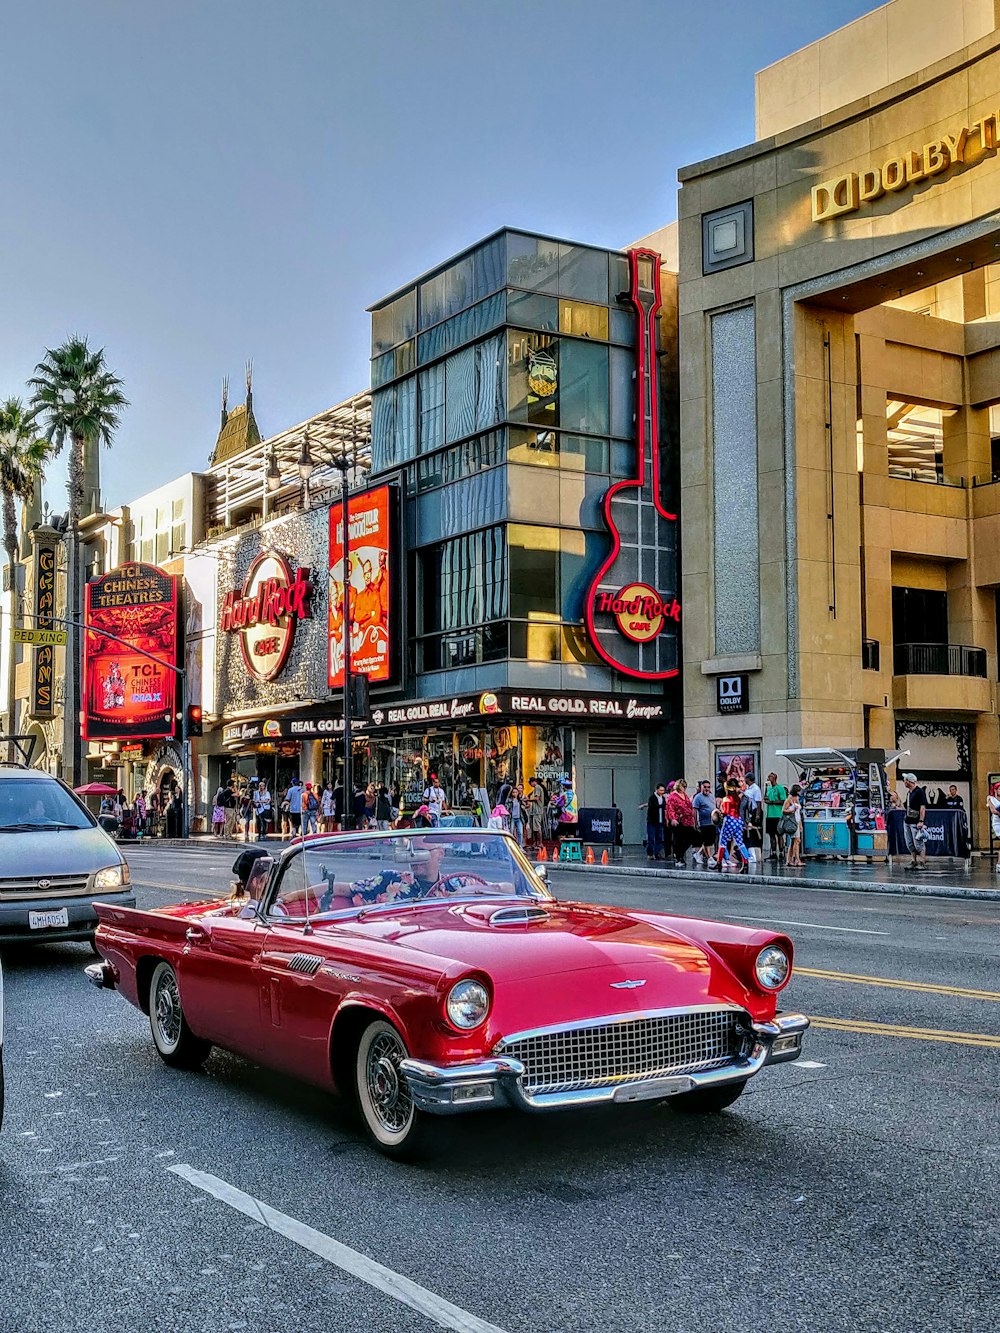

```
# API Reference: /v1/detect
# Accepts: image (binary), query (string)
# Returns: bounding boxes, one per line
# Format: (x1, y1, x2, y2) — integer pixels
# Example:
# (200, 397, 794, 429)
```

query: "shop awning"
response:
(776, 748, 908, 770)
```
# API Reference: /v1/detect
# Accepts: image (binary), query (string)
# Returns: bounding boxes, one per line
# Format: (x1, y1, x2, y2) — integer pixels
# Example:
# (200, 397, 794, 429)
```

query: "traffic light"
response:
(350, 673, 370, 722)
(186, 704, 203, 736)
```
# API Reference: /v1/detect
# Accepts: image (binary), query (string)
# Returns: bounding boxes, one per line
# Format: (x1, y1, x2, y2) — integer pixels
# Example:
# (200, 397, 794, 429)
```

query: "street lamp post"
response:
(338, 459, 353, 830)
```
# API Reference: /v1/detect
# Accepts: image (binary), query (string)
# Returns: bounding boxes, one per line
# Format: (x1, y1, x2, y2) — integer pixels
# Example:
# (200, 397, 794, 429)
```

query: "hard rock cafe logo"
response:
(221, 551, 314, 682)
(594, 583, 680, 645)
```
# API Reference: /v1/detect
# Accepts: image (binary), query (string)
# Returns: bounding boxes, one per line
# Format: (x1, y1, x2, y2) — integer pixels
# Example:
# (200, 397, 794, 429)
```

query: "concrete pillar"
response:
(300, 740, 323, 788)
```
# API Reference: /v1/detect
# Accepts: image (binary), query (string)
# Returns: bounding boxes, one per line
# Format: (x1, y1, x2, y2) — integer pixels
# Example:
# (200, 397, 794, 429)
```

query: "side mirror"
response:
(237, 900, 259, 920)
(534, 863, 548, 884)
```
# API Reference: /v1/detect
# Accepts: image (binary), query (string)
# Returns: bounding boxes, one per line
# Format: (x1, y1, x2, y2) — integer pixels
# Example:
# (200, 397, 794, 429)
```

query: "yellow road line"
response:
(796, 966, 1000, 1003)
(810, 1015, 1000, 1047)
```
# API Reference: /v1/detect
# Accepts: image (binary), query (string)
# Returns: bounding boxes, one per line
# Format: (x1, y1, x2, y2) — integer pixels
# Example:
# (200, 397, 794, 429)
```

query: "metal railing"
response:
(892, 642, 987, 677)
(862, 639, 880, 671)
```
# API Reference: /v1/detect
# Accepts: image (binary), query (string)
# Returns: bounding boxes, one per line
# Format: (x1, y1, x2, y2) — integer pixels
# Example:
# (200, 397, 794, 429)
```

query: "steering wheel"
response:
(430, 872, 492, 896)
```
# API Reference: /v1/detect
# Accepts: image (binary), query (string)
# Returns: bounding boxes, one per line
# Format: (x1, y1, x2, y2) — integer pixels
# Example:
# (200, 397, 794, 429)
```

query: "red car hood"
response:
(328, 898, 757, 1014)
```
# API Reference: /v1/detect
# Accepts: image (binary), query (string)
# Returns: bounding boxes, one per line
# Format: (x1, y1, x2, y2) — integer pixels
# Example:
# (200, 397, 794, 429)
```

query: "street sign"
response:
(14, 626, 68, 647)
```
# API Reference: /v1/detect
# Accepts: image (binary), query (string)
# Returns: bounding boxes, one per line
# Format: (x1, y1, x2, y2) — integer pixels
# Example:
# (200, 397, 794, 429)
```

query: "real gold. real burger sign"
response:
(221, 551, 314, 682)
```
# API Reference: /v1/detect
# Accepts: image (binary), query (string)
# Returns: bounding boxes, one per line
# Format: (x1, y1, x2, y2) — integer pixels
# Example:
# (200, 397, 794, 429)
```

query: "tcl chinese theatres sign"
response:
(84, 563, 178, 741)
(221, 551, 314, 682)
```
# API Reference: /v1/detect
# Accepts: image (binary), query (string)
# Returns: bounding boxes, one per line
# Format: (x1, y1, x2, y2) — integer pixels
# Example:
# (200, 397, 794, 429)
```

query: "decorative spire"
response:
(221, 376, 229, 431)
(245, 359, 253, 418)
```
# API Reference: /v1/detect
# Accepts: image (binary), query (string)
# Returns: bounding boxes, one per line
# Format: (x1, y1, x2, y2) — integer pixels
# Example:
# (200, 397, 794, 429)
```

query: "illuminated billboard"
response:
(84, 563, 178, 740)
(328, 485, 394, 687)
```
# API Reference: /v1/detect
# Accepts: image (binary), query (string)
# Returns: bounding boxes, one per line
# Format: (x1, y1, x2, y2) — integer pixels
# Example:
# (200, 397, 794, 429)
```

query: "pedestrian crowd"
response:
(98, 783, 183, 838)
(642, 771, 805, 873)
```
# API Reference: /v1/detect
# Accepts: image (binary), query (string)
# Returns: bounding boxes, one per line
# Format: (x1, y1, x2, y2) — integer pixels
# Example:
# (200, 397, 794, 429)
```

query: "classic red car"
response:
(85, 829, 809, 1157)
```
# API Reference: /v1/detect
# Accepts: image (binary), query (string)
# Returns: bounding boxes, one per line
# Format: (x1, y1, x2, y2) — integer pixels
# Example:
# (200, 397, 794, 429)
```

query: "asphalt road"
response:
(1, 842, 998, 1333)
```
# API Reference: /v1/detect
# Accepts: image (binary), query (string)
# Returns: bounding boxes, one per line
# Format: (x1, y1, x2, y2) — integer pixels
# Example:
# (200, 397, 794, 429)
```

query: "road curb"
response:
(545, 861, 1000, 902)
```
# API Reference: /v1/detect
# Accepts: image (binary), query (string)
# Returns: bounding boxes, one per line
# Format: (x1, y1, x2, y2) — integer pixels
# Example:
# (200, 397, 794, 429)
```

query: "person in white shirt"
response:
(253, 782, 272, 840)
(422, 773, 447, 827)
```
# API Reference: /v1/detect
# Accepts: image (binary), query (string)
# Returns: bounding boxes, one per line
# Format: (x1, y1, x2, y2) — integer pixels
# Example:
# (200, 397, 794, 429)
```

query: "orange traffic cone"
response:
(601, 848, 609, 865)
(585, 844, 595, 864)
(537, 843, 548, 862)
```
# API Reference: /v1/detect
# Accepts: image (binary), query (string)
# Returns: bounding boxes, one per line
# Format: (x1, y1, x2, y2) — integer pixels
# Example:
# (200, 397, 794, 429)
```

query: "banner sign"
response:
(30, 540, 57, 718)
(222, 689, 667, 746)
(221, 551, 313, 682)
(329, 485, 393, 687)
(84, 563, 178, 741)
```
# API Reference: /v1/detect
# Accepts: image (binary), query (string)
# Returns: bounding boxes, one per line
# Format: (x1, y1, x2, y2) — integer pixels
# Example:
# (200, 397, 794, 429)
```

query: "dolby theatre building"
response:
(673, 0, 1000, 839)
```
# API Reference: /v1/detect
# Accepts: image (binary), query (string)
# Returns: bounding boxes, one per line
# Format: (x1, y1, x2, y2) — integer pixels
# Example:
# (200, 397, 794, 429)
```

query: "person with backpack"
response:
(422, 773, 447, 827)
(375, 784, 393, 830)
(302, 782, 320, 835)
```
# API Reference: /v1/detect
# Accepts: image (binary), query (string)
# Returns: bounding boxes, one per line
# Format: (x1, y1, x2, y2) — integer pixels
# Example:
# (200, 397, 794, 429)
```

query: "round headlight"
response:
(755, 945, 790, 991)
(446, 979, 490, 1030)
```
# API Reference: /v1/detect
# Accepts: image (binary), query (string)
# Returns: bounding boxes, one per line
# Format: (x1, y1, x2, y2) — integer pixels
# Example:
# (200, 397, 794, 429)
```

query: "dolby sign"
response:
(811, 110, 999, 222)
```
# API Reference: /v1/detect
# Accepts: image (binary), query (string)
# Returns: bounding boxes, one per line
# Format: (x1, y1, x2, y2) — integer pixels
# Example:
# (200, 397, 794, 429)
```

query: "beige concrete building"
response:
(672, 0, 1000, 840)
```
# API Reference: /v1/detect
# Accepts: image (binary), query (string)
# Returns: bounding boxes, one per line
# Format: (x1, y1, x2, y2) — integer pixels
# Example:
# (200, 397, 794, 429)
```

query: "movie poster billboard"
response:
(328, 485, 394, 688)
(84, 563, 178, 741)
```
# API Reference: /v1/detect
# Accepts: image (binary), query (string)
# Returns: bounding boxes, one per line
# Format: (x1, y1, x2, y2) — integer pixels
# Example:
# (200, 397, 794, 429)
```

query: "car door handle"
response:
(185, 925, 208, 944)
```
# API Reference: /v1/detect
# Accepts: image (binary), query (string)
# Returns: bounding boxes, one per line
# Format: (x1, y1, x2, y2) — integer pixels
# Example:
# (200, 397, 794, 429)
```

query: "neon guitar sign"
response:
(584, 248, 680, 679)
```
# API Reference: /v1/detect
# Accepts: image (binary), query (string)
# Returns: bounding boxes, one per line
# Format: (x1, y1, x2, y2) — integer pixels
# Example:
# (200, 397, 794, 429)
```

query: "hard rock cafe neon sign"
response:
(221, 551, 314, 682)
(593, 583, 681, 645)
(584, 248, 680, 680)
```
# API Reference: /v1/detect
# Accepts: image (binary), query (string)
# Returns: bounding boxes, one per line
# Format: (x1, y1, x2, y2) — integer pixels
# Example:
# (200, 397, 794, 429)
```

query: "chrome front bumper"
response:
(400, 1012, 810, 1115)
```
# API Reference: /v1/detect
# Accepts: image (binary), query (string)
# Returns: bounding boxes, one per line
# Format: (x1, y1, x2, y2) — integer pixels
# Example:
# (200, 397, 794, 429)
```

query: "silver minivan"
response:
(0, 767, 134, 945)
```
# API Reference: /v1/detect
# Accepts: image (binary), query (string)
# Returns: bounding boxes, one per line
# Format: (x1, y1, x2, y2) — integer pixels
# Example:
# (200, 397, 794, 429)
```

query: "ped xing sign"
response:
(14, 627, 67, 647)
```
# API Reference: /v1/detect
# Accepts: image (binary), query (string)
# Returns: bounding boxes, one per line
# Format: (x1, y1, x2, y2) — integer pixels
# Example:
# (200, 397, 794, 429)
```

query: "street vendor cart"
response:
(775, 747, 904, 860)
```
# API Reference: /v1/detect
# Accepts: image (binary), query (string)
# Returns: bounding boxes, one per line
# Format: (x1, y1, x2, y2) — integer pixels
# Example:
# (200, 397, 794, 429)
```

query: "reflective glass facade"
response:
(368, 228, 677, 702)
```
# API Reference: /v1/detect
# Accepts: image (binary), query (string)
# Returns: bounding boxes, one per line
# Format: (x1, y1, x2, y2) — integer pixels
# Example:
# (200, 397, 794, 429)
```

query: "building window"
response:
(507, 290, 558, 333)
(892, 586, 948, 646)
(559, 299, 608, 341)
(418, 526, 507, 671)
(508, 523, 560, 620)
(887, 401, 946, 482)
(420, 255, 474, 330)
(371, 289, 417, 357)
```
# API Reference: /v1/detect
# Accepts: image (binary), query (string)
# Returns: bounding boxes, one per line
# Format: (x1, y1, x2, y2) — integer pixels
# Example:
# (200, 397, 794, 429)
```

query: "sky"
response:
(0, 0, 879, 511)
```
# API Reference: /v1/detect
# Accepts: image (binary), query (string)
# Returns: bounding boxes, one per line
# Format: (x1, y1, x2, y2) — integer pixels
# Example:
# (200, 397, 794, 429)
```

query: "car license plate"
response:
(613, 1075, 694, 1103)
(28, 908, 69, 930)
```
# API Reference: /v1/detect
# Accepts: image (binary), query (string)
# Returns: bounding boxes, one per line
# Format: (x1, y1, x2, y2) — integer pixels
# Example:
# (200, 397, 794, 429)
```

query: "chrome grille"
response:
(0, 874, 91, 900)
(497, 1008, 744, 1095)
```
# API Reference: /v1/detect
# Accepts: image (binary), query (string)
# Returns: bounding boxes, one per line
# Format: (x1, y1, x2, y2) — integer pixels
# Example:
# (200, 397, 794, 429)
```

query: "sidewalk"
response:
(546, 846, 1000, 901)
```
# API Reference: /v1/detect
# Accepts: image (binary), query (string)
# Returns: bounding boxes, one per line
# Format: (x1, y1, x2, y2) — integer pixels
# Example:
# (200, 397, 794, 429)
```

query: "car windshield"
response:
(0, 778, 93, 831)
(272, 830, 550, 918)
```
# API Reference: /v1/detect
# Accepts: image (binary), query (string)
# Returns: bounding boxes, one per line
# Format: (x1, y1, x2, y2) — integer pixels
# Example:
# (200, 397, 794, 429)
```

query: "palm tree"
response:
(28, 338, 127, 782)
(0, 398, 51, 750)
(28, 337, 127, 524)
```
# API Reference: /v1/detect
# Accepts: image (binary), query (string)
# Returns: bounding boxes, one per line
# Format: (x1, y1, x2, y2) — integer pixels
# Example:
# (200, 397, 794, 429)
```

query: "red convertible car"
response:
(86, 830, 809, 1157)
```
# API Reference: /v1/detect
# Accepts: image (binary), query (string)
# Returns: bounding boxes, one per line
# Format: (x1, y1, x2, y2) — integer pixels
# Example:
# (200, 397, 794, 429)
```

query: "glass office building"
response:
(358, 229, 681, 837)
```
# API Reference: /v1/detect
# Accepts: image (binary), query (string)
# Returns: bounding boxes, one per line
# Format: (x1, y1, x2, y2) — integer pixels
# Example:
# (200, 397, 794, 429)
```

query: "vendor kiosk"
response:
(776, 748, 903, 860)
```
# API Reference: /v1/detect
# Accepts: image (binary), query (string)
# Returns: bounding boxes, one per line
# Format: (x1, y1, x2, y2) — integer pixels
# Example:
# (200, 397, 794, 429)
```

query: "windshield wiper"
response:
(0, 821, 82, 831)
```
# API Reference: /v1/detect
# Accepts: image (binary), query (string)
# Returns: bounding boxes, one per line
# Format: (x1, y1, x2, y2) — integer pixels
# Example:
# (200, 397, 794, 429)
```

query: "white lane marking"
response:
(168, 1163, 509, 1333)
(792, 1061, 827, 1070)
(726, 915, 888, 936)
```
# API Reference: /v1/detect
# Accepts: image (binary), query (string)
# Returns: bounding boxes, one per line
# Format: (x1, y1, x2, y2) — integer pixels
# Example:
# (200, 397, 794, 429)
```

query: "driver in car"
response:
(349, 840, 482, 907)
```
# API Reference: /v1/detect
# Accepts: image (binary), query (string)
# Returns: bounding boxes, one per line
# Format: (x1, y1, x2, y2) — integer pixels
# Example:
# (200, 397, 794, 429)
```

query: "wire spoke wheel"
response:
(153, 965, 182, 1051)
(354, 1019, 428, 1155)
(147, 960, 211, 1069)
(365, 1030, 413, 1133)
